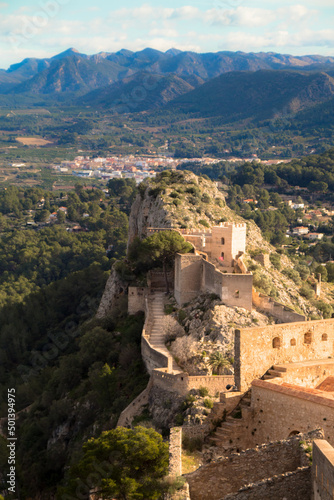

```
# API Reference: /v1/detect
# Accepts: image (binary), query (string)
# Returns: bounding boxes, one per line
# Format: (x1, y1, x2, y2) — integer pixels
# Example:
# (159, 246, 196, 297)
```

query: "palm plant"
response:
(209, 351, 230, 375)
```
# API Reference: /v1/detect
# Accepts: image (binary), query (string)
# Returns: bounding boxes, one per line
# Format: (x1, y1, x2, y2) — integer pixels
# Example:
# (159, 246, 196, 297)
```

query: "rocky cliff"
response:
(98, 170, 330, 320)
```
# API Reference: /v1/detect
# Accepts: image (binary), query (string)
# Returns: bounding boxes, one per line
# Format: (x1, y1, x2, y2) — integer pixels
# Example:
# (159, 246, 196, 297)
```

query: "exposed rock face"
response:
(96, 267, 128, 318)
(127, 191, 172, 249)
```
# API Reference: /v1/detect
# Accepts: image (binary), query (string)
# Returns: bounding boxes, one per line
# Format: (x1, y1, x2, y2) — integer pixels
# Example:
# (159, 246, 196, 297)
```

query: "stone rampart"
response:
(186, 431, 313, 500)
(252, 289, 305, 323)
(175, 254, 253, 310)
(141, 337, 172, 374)
(174, 253, 203, 305)
(169, 427, 182, 476)
(148, 270, 174, 291)
(151, 369, 233, 397)
(235, 319, 334, 391)
(250, 379, 334, 445)
(117, 378, 153, 427)
(312, 439, 334, 500)
(128, 287, 148, 314)
(271, 359, 334, 388)
(224, 467, 311, 500)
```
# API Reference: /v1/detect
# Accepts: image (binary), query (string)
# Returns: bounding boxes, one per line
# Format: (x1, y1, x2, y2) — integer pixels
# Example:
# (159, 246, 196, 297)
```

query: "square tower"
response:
(210, 223, 246, 266)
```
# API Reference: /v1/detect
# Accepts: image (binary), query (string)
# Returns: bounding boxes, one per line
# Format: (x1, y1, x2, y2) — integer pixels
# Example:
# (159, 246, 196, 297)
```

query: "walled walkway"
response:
(148, 292, 182, 373)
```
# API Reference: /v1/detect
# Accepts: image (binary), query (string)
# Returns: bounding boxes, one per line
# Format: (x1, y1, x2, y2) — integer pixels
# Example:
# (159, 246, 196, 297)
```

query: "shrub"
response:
(269, 253, 281, 270)
(199, 219, 210, 228)
(198, 386, 209, 397)
(182, 436, 203, 452)
(173, 199, 181, 207)
(201, 193, 211, 203)
(178, 309, 187, 323)
(282, 268, 302, 286)
(315, 300, 333, 319)
(203, 398, 213, 409)
(299, 284, 314, 299)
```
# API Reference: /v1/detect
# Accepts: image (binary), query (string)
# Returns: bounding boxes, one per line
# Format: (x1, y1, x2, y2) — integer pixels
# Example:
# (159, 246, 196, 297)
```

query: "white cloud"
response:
(149, 28, 179, 38)
(223, 28, 334, 52)
(205, 4, 316, 28)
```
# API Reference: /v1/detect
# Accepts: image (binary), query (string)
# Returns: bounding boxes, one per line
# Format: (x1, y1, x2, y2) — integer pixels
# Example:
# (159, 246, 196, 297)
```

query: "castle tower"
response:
(210, 223, 246, 267)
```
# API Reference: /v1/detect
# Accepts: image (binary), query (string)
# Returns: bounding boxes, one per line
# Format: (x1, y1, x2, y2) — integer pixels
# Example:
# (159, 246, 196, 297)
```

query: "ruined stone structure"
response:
(186, 430, 320, 500)
(252, 289, 306, 323)
(174, 254, 253, 311)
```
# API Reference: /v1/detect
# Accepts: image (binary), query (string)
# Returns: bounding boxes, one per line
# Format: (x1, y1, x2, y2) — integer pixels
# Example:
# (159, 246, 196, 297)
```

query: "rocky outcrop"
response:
(96, 267, 128, 318)
(127, 191, 172, 249)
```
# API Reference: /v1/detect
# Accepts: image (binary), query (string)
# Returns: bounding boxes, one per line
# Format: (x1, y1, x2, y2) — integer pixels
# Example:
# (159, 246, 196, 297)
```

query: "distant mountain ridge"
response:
(2, 47, 334, 96)
(1, 47, 334, 126)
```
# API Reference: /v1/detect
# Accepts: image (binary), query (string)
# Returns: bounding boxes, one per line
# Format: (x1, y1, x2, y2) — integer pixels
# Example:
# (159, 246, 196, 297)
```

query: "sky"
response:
(0, 0, 334, 69)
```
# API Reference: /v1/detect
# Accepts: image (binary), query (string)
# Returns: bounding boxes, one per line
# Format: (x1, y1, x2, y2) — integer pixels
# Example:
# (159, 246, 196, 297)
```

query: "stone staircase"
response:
(262, 365, 287, 381)
(209, 391, 252, 450)
(148, 292, 181, 373)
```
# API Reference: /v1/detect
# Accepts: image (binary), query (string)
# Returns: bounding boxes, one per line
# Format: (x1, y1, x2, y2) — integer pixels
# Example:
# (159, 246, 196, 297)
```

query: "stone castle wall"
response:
(182, 223, 246, 269)
(224, 467, 311, 500)
(312, 439, 334, 500)
(174, 253, 203, 305)
(175, 254, 253, 310)
(250, 380, 334, 445)
(252, 289, 305, 323)
(186, 432, 312, 500)
(169, 427, 182, 476)
(151, 369, 233, 398)
(235, 319, 334, 391)
(128, 287, 148, 315)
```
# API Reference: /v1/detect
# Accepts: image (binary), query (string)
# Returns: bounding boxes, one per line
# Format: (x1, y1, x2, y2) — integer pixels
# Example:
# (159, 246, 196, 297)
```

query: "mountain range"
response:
(1, 47, 334, 124)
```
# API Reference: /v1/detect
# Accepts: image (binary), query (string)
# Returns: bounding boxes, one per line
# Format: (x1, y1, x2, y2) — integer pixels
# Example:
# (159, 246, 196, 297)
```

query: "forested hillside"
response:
(0, 180, 150, 498)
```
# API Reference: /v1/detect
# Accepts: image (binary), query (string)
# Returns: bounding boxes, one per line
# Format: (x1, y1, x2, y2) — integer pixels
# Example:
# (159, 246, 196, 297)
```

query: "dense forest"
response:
(0, 179, 153, 498)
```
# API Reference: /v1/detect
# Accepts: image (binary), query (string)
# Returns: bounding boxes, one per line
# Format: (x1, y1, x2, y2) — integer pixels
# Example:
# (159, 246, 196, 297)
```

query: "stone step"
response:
(263, 374, 276, 380)
(268, 369, 283, 377)
(273, 365, 288, 372)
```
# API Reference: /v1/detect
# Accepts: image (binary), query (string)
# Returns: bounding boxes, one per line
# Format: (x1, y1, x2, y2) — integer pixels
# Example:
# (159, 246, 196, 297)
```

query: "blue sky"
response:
(1, 0, 334, 69)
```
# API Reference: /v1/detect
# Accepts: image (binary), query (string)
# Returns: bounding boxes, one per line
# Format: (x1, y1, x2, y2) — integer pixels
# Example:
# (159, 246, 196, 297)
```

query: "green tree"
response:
(139, 231, 193, 293)
(62, 427, 169, 500)
(315, 264, 328, 282)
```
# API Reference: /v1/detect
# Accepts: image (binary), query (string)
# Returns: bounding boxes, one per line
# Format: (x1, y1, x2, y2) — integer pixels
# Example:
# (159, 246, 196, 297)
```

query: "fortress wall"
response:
(201, 261, 253, 310)
(117, 378, 153, 427)
(151, 369, 233, 397)
(252, 289, 305, 323)
(186, 433, 308, 500)
(276, 360, 334, 388)
(235, 319, 334, 391)
(251, 380, 334, 445)
(231, 224, 247, 262)
(128, 287, 148, 314)
(174, 253, 203, 306)
(221, 274, 253, 311)
(141, 336, 171, 374)
(224, 467, 311, 500)
(169, 427, 182, 477)
(312, 440, 334, 500)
